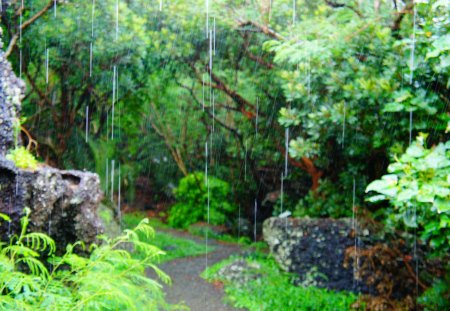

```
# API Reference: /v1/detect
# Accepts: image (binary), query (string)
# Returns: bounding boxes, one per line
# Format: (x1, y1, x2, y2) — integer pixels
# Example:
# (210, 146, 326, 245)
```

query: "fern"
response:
(0, 209, 180, 310)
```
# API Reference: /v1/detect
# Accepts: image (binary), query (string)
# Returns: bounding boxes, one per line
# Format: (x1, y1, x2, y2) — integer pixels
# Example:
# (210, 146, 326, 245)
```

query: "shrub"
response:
(365, 134, 449, 258)
(168, 172, 236, 228)
(0, 208, 176, 310)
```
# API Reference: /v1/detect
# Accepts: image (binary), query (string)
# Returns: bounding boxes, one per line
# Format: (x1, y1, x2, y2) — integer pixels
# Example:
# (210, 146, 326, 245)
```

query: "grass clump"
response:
(202, 254, 360, 311)
(123, 212, 213, 262)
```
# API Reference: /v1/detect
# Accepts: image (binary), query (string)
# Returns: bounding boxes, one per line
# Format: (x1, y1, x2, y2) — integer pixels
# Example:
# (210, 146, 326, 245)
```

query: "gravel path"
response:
(147, 228, 245, 311)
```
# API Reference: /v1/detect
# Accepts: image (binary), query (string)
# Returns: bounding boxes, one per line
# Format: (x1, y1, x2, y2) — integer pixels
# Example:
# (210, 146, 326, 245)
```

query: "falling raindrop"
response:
(284, 127, 289, 177)
(112, 66, 116, 140)
(85, 105, 89, 143)
(213, 17, 216, 56)
(202, 74, 205, 111)
(254, 199, 257, 242)
(54, 0, 57, 18)
(244, 140, 248, 181)
(45, 48, 49, 84)
(342, 101, 346, 148)
(255, 97, 259, 137)
(111, 159, 115, 202)
(205, 0, 209, 38)
(118, 163, 122, 229)
(409, 4, 416, 146)
(115, 0, 119, 41)
(352, 178, 359, 290)
(292, 0, 296, 26)
(160, 0, 163, 11)
(19, 9, 22, 79)
(105, 158, 109, 195)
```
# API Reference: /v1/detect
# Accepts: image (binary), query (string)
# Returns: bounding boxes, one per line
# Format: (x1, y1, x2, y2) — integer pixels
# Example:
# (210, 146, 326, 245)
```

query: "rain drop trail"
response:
(54, 0, 57, 17)
(111, 159, 115, 202)
(85, 105, 89, 143)
(342, 101, 346, 148)
(160, 0, 163, 11)
(205, 0, 209, 38)
(202, 74, 205, 111)
(115, 0, 119, 41)
(409, 3, 419, 298)
(89, 43, 93, 77)
(255, 97, 259, 138)
(244, 141, 248, 181)
(292, 0, 296, 26)
(45, 48, 49, 84)
(254, 199, 258, 242)
(284, 127, 289, 177)
(204, 142, 210, 278)
(90, 0, 95, 77)
(238, 204, 241, 243)
(105, 159, 109, 195)
(19, 10, 22, 79)
(280, 173, 284, 218)
(409, 4, 416, 146)
(351, 178, 360, 291)
(112, 66, 116, 140)
(118, 163, 122, 229)
(213, 17, 216, 56)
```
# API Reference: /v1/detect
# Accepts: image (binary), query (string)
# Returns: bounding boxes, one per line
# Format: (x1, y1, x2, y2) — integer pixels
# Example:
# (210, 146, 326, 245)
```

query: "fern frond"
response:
(24, 232, 56, 255)
(17, 256, 50, 279)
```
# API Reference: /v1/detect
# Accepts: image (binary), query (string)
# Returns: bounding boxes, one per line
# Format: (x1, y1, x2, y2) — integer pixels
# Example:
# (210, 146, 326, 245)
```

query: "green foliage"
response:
(366, 134, 450, 257)
(122, 212, 212, 263)
(168, 172, 236, 228)
(202, 255, 359, 311)
(0, 208, 176, 310)
(293, 179, 353, 218)
(6, 147, 38, 170)
(418, 273, 450, 311)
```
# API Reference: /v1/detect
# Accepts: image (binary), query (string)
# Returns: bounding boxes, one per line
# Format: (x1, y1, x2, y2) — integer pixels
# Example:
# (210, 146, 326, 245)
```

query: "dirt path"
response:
(148, 228, 245, 311)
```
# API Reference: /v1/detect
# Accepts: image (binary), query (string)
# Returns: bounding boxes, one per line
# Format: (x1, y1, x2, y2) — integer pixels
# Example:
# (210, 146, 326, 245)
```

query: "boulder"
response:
(263, 217, 372, 293)
(0, 159, 104, 251)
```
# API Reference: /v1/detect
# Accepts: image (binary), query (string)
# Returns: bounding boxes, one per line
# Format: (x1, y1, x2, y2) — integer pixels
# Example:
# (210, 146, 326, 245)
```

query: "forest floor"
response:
(146, 226, 245, 311)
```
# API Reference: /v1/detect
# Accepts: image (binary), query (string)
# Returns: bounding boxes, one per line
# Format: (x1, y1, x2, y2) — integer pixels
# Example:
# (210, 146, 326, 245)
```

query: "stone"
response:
(263, 217, 373, 293)
(0, 159, 104, 251)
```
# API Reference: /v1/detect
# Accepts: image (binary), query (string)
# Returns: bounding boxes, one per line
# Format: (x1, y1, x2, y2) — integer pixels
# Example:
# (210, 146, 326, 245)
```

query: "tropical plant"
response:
(0, 208, 175, 310)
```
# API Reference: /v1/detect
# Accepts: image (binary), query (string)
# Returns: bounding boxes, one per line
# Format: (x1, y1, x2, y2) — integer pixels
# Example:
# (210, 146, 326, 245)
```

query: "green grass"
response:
(202, 254, 360, 311)
(123, 212, 213, 263)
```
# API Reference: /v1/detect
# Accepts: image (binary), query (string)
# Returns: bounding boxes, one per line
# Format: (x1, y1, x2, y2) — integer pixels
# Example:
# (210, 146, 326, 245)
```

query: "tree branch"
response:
(236, 20, 285, 40)
(4, 0, 55, 58)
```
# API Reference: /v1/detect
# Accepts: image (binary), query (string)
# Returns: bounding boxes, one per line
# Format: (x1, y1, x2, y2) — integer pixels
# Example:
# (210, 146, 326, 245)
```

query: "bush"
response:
(168, 172, 236, 228)
(0, 208, 176, 310)
(366, 134, 449, 258)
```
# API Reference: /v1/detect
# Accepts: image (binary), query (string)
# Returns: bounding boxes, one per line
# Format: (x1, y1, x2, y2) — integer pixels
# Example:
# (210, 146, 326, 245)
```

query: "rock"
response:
(215, 259, 262, 286)
(0, 37, 25, 156)
(0, 159, 104, 251)
(263, 217, 373, 293)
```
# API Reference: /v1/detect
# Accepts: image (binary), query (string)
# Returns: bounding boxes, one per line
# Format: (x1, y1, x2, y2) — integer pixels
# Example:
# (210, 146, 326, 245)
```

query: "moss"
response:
(6, 147, 38, 170)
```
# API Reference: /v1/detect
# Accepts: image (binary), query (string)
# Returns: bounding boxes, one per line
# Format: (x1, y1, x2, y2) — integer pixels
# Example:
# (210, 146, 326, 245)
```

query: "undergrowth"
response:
(0, 208, 183, 310)
(123, 212, 212, 262)
(202, 254, 360, 311)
